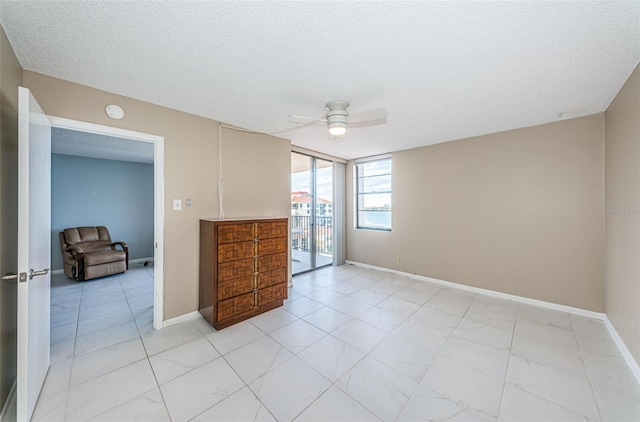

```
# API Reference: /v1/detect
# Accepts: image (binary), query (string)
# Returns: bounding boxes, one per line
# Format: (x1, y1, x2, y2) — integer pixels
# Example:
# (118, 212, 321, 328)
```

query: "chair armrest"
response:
(111, 241, 128, 250)
(111, 242, 129, 269)
(64, 245, 84, 280)
(65, 245, 84, 259)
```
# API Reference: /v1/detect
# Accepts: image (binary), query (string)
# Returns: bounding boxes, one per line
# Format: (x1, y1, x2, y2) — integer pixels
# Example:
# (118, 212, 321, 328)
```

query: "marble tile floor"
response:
(34, 264, 639, 421)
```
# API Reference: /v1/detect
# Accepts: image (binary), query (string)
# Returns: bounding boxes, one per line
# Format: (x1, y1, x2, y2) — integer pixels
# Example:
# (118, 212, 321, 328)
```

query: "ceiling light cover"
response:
(328, 132, 346, 144)
(106, 104, 125, 119)
(328, 124, 347, 136)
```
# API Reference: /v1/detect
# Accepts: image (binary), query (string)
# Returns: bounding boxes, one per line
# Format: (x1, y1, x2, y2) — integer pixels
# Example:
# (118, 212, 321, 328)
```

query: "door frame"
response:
(291, 151, 334, 275)
(47, 116, 165, 330)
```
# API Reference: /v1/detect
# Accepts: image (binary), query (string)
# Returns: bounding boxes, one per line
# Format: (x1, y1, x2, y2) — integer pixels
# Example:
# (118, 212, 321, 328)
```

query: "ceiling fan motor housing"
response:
(326, 100, 349, 133)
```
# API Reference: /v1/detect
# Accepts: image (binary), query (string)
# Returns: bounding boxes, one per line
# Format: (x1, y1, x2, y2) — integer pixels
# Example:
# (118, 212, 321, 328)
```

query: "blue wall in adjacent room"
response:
(51, 154, 154, 270)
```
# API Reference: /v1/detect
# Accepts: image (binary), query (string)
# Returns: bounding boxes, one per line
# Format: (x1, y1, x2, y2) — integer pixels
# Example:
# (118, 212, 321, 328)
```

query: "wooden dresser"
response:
(199, 217, 288, 329)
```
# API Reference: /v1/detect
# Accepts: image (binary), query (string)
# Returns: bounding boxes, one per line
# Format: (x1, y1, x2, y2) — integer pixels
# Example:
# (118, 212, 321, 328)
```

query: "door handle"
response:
(29, 268, 49, 280)
(2, 272, 27, 282)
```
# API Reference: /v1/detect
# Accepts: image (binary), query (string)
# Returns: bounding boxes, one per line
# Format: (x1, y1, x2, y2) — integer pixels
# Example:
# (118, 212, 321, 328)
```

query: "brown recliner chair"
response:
(59, 226, 128, 281)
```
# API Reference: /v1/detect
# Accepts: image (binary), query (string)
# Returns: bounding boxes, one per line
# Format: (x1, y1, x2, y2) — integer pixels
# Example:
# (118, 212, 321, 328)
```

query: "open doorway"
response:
(48, 117, 164, 329)
(291, 152, 333, 275)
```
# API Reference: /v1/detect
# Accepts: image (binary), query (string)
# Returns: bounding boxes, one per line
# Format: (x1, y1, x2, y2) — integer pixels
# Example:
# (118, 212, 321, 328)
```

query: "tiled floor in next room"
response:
(35, 264, 639, 421)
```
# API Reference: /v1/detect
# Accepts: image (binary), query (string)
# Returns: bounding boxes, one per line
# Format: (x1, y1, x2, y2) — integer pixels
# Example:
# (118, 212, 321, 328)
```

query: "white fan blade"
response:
(287, 114, 326, 122)
(349, 108, 389, 123)
(350, 117, 388, 129)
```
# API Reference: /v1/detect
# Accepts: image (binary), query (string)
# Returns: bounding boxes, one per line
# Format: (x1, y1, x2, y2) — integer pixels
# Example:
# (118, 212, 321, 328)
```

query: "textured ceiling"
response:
(1, 1, 639, 160)
(52, 128, 154, 165)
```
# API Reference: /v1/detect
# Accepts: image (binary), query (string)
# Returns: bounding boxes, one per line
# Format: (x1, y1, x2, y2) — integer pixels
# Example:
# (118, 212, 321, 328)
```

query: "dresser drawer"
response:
(217, 223, 254, 244)
(259, 283, 287, 305)
(218, 292, 255, 321)
(258, 221, 288, 239)
(257, 267, 286, 289)
(218, 241, 254, 262)
(258, 237, 287, 256)
(218, 275, 253, 301)
(258, 252, 287, 273)
(218, 267, 287, 301)
(218, 259, 253, 282)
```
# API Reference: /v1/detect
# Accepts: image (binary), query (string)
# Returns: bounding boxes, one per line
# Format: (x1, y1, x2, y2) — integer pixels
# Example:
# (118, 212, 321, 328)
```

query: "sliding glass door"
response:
(315, 157, 333, 270)
(291, 152, 333, 275)
(291, 153, 313, 273)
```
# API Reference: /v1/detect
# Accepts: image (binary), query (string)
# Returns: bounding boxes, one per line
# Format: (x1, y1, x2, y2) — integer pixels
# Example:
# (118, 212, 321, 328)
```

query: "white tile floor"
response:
(34, 264, 639, 421)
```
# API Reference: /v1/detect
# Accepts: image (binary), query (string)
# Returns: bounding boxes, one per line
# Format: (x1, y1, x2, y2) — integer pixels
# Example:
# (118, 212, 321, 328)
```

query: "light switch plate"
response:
(173, 199, 182, 211)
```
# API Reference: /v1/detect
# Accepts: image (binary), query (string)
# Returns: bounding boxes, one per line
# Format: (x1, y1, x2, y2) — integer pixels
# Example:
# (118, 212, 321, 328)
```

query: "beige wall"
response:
(347, 115, 605, 312)
(220, 127, 291, 219)
(605, 63, 640, 363)
(0, 23, 21, 412)
(23, 71, 290, 319)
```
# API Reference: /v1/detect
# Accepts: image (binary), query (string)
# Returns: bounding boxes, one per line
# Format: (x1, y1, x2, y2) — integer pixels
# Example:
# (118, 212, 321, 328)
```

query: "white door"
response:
(17, 87, 51, 421)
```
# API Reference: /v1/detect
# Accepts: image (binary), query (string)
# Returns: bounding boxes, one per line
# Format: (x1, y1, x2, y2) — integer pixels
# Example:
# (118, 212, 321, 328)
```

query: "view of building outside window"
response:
(291, 164, 333, 253)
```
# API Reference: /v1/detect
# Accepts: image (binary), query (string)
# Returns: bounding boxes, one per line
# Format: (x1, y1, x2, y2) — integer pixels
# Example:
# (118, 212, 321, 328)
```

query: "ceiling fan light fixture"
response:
(326, 102, 348, 138)
(328, 131, 346, 143)
(288, 100, 388, 145)
(328, 124, 347, 136)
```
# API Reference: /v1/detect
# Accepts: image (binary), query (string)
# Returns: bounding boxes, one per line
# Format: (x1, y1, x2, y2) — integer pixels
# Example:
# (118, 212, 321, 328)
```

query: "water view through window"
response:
(356, 158, 392, 230)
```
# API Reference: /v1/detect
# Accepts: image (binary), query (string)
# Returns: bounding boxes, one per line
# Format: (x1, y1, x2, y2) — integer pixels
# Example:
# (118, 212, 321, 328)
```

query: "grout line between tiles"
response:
(570, 314, 606, 421)
(496, 302, 520, 420)
(392, 290, 478, 420)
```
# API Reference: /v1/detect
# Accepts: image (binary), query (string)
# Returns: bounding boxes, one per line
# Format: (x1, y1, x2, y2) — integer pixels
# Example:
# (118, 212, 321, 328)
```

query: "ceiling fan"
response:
(288, 100, 389, 142)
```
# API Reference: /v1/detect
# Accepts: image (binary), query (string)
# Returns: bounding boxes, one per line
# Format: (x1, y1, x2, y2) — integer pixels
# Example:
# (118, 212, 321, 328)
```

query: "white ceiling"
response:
(1, 1, 639, 160)
(52, 127, 154, 164)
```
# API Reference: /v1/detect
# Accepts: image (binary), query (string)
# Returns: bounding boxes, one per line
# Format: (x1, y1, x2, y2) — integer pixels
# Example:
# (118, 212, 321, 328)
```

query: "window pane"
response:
(356, 157, 391, 231)
(358, 193, 391, 211)
(315, 158, 333, 266)
(358, 211, 391, 230)
(357, 160, 391, 177)
(291, 152, 313, 273)
(358, 174, 391, 194)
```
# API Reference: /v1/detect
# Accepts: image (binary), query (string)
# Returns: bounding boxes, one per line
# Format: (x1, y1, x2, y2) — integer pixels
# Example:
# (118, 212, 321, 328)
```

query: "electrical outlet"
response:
(186, 198, 192, 207)
(173, 199, 182, 211)
(397, 256, 402, 264)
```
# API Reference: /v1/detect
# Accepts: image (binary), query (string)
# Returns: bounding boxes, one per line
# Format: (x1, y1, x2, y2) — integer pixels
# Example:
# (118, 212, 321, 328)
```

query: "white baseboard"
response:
(346, 260, 640, 384)
(163, 311, 203, 328)
(0, 380, 16, 422)
(130, 257, 154, 265)
(603, 316, 640, 384)
(346, 260, 605, 320)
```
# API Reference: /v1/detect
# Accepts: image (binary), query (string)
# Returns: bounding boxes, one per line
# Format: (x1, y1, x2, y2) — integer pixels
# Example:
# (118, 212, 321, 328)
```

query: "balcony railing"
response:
(291, 215, 333, 255)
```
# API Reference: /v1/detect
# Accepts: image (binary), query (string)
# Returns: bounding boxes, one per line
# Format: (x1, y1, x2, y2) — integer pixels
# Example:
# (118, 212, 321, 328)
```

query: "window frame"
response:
(355, 156, 392, 231)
